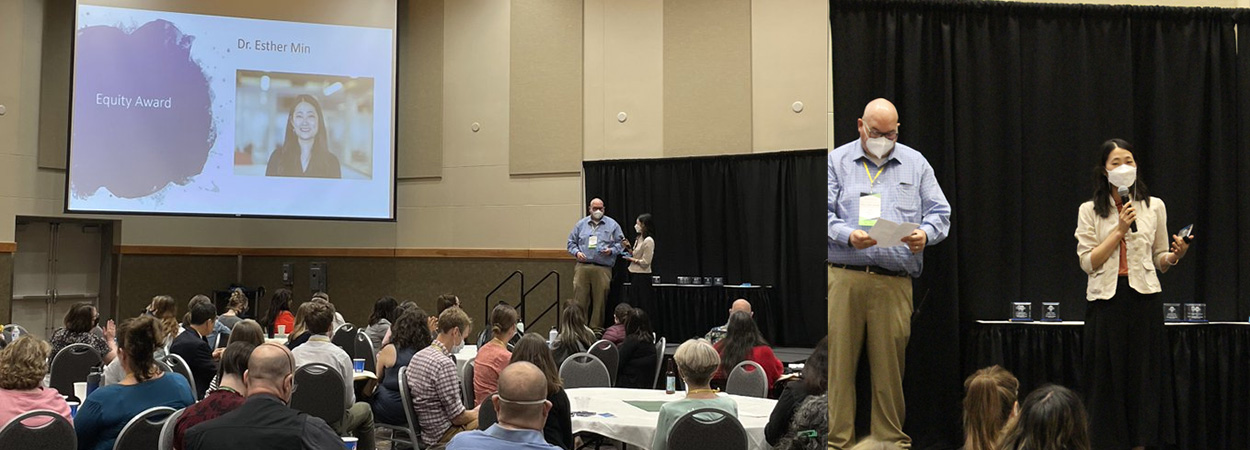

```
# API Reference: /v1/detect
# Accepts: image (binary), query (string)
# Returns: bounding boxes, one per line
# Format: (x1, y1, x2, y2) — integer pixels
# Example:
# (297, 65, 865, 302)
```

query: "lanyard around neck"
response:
(863, 161, 885, 190)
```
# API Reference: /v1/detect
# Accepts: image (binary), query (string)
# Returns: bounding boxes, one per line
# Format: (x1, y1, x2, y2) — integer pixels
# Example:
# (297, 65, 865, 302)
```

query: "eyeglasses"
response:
(863, 123, 899, 140)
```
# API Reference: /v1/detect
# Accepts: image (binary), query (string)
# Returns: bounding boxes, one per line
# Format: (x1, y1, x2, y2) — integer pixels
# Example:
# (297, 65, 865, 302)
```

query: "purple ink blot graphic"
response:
(71, 19, 215, 199)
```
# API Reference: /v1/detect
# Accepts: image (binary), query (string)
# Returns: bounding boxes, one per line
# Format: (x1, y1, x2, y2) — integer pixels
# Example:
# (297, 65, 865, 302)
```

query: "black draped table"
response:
(625, 283, 776, 344)
(964, 320, 1250, 450)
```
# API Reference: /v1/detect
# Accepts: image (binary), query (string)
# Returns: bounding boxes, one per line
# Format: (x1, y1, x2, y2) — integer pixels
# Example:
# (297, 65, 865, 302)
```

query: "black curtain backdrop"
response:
(583, 150, 826, 347)
(834, 1, 1250, 448)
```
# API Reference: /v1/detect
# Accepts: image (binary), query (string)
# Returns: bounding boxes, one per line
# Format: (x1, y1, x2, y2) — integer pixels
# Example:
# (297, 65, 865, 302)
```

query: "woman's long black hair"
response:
(636, 213, 655, 240)
(280, 94, 330, 158)
(1092, 138, 1150, 218)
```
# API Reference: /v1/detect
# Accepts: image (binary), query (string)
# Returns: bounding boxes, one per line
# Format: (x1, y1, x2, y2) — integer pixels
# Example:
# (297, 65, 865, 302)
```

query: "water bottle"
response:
(86, 366, 102, 397)
(548, 327, 558, 344)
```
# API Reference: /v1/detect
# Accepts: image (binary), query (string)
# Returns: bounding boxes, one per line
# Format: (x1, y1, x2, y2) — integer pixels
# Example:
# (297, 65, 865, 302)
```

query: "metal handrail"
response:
(520, 271, 561, 328)
(484, 271, 524, 325)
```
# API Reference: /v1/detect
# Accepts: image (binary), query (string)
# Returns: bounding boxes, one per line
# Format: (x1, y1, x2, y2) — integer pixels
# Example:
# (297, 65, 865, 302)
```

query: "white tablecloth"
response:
(454, 344, 477, 373)
(566, 387, 777, 450)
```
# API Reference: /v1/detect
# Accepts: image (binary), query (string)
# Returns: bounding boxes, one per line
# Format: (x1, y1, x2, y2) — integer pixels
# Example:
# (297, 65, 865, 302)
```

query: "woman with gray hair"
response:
(650, 339, 739, 450)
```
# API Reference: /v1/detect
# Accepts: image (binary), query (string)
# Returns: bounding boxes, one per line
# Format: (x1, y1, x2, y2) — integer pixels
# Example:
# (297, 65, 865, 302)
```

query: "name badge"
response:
(859, 193, 882, 227)
(588, 235, 598, 250)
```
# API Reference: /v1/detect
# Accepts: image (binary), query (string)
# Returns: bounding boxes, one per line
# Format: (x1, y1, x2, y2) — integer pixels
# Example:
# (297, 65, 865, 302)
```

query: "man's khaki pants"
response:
(573, 262, 612, 329)
(827, 265, 912, 450)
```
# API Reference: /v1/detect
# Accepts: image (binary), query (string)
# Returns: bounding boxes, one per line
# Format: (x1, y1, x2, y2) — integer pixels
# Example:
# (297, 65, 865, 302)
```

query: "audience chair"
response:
(2, 324, 29, 339)
(588, 340, 619, 387)
(665, 407, 748, 450)
(156, 408, 186, 450)
(354, 329, 376, 370)
(559, 352, 611, 389)
(49, 343, 103, 399)
(290, 362, 347, 426)
(114, 406, 176, 450)
(395, 366, 428, 449)
(651, 337, 666, 389)
(331, 324, 358, 356)
(164, 353, 199, 400)
(375, 366, 418, 449)
(461, 359, 476, 409)
(476, 394, 497, 431)
(0, 410, 76, 450)
(725, 360, 767, 398)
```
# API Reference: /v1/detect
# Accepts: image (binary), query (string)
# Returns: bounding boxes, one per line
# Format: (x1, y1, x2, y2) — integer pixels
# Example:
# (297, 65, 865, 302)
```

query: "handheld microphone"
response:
(1118, 186, 1137, 233)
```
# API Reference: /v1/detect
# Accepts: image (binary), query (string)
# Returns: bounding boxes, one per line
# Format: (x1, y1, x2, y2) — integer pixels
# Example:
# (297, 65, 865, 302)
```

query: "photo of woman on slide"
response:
(265, 94, 342, 178)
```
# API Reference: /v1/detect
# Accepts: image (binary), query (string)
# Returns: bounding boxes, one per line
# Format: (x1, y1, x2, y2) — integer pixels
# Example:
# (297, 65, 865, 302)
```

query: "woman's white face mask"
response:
(1107, 164, 1137, 189)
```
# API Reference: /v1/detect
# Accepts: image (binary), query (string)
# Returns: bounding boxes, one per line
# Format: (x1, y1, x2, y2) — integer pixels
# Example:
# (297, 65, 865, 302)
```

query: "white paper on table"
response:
(868, 219, 920, 247)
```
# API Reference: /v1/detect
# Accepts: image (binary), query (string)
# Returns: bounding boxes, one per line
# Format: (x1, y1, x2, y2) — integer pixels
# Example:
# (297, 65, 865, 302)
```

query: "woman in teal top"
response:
(75, 316, 195, 450)
(652, 339, 739, 450)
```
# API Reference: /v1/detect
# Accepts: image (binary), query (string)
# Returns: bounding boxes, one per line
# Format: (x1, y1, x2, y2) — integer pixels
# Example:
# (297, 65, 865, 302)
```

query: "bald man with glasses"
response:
(826, 98, 951, 449)
(446, 362, 561, 450)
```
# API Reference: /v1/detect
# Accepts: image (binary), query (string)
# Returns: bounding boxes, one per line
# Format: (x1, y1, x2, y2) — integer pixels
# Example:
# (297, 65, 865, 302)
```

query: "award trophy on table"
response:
(1011, 302, 1032, 321)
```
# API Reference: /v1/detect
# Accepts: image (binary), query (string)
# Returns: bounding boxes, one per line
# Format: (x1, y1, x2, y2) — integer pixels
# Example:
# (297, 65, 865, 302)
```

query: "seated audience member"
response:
(601, 303, 631, 345)
(705, 299, 752, 345)
(228, 319, 266, 346)
(76, 316, 195, 450)
(996, 384, 1090, 450)
(310, 292, 346, 331)
(103, 295, 178, 386)
(0, 337, 72, 425)
(290, 301, 376, 450)
(365, 296, 399, 352)
(262, 288, 296, 337)
(651, 339, 738, 450)
(216, 289, 249, 334)
(172, 342, 255, 450)
(185, 295, 230, 348)
(50, 302, 116, 364)
(184, 343, 342, 450)
(510, 333, 574, 450)
(207, 319, 266, 392)
(962, 365, 1019, 450)
(171, 301, 221, 399)
(284, 301, 316, 351)
(407, 306, 479, 447)
(380, 301, 425, 348)
(475, 303, 518, 407)
(767, 336, 829, 449)
(552, 301, 596, 365)
(369, 307, 432, 425)
(616, 308, 658, 389)
(712, 311, 783, 388)
(446, 362, 562, 450)
(427, 294, 461, 332)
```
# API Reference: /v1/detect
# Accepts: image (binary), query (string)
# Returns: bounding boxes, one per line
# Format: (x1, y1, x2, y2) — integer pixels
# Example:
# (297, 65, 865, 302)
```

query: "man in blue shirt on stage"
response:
(567, 198, 624, 329)
(826, 98, 951, 450)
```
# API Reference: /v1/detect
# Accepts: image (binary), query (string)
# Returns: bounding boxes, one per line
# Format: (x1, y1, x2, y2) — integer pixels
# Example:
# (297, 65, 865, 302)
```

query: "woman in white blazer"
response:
(1074, 138, 1192, 450)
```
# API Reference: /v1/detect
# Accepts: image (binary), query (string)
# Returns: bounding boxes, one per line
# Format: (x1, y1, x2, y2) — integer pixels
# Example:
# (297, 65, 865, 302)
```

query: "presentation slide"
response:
(67, 1, 396, 220)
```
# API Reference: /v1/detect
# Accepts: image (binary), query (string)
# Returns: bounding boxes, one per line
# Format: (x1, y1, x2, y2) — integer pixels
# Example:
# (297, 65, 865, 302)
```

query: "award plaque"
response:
(1011, 302, 1032, 321)
(1163, 303, 1181, 322)
(1041, 302, 1061, 321)
(1184, 303, 1207, 322)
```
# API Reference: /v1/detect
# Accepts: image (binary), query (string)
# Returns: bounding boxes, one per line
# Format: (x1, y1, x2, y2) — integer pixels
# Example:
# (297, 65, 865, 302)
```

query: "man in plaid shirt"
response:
(407, 306, 479, 447)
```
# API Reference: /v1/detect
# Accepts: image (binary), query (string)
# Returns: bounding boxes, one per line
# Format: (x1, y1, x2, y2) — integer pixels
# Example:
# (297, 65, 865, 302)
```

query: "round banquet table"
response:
(566, 387, 777, 450)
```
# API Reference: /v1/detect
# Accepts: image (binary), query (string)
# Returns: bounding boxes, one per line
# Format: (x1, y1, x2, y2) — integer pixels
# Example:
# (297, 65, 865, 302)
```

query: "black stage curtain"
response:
(583, 150, 826, 347)
(966, 323, 1250, 450)
(644, 285, 776, 345)
(834, 1, 1250, 448)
